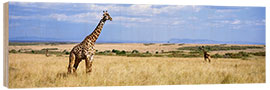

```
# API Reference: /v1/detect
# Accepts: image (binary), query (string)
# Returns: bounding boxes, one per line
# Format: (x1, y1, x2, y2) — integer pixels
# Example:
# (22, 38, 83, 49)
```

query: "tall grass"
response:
(8, 53, 265, 88)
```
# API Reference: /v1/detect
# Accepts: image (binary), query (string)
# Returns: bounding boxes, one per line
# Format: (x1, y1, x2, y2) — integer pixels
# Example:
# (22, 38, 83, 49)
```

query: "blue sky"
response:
(9, 2, 265, 44)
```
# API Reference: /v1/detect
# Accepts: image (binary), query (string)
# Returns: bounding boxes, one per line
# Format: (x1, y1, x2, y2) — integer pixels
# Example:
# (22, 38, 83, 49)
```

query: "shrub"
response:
(167, 53, 200, 58)
(178, 43, 185, 46)
(65, 51, 70, 55)
(104, 50, 111, 53)
(127, 53, 152, 57)
(31, 50, 35, 54)
(224, 52, 249, 58)
(153, 54, 163, 57)
(162, 43, 175, 46)
(42, 48, 58, 50)
(211, 53, 223, 58)
(97, 51, 105, 55)
(119, 50, 126, 55)
(9, 49, 17, 53)
(132, 50, 139, 54)
(249, 52, 265, 56)
(112, 49, 120, 53)
(144, 43, 155, 46)
(238, 52, 249, 57)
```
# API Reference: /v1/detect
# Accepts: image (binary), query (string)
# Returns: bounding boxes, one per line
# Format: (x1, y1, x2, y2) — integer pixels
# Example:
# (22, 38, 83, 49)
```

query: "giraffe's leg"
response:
(85, 54, 94, 73)
(73, 58, 82, 73)
(208, 57, 211, 63)
(68, 53, 76, 74)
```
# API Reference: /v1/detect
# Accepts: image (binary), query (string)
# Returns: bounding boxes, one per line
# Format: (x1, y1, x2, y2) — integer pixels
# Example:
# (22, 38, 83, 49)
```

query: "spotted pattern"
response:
(67, 11, 112, 74)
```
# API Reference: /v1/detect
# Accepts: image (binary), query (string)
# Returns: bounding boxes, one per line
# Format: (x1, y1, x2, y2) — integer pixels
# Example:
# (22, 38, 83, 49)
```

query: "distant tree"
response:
(132, 50, 139, 54)
(112, 49, 120, 53)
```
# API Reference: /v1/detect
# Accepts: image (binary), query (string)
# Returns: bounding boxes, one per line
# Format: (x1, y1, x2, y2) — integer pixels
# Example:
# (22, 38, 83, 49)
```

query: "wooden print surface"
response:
(6, 2, 265, 88)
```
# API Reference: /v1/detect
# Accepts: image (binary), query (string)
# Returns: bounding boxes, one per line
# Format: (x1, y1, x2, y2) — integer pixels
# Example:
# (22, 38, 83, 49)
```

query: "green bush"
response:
(249, 52, 265, 56)
(9, 49, 17, 53)
(116, 50, 126, 55)
(104, 50, 111, 53)
(132, 50, 139, 54)
(224, 52, 249, 58)
(153, 54, 163, 57)
(127, 53, 152, 57)
(164, 51, 184, 54)
(42, 48, 58, 50)
(167, 53, 200, 58)
(144, 43, 155, 46)
(65, 51, 70, 55)
(211, 53, 223, 58)
(112, 49, 120, 53)
(31, 50, 35, 54)
(178, 43, 185, 46)
(162, 43, 175, 46)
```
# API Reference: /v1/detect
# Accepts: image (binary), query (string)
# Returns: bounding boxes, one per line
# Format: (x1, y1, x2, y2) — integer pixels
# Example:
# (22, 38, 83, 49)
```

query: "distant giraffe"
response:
(45, 49, 49, 57)
(67, 11, 112, 74)
(201, 46, 211, 62)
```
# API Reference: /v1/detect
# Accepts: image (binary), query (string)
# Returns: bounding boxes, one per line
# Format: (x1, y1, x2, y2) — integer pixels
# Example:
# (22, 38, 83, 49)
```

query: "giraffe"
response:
(45, 49, 49, 57)
(200, 46, 211, 62)
(67, 11, 112, 74)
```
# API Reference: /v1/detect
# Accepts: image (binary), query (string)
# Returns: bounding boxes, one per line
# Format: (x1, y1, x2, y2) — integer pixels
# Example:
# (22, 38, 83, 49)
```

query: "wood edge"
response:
(3, 2, 9, 88)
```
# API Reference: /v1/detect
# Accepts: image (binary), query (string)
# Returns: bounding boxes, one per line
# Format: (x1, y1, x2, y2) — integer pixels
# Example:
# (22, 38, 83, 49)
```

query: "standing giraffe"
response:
(67, 11, 112, 74)
(200, 46, 211, 62)
(45, 49, 49, 57)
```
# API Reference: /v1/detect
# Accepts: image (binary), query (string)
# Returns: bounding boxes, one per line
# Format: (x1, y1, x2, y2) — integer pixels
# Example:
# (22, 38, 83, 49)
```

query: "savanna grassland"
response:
(8, 43, 265, 88)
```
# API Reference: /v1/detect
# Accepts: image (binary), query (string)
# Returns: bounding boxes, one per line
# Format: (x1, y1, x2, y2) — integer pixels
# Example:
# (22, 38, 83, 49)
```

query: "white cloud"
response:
(10, 2, 73, 10)
(49, 12, 100, 23)
(114, 16, 151, 23)
(49, 14, 68, 21)
(216, 9, 235, 13)
(153, 5, 186, 14)
(231, 19, 241, 24)
(85, 4, 188, 16)
(241, 19, 265, 26)
(254, 19, 265, 26)
(9, 15, 47, 20)
(188, 16, 198, 20)
(9, 22, 21, 27)
(214, 19, 241, 25)
(192, 6, 201, 12)
(232, 26, 241, 29)
(10, 12, 101, 24)
(172, 21, 185, 25)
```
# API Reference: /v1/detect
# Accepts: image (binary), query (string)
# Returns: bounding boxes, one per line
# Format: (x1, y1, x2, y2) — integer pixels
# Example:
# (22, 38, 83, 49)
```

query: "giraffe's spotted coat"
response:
(67, 11, 112, 74)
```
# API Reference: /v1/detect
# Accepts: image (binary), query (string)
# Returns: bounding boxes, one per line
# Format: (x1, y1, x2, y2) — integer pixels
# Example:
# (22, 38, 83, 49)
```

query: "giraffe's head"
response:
(102, 10, 112, 21)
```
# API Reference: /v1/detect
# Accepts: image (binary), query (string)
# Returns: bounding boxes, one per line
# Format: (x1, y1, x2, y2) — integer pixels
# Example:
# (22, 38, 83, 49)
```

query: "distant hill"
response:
(9, 37, 265, 45)
(168, 38, 265, 45)
(9, 37, 78, 43)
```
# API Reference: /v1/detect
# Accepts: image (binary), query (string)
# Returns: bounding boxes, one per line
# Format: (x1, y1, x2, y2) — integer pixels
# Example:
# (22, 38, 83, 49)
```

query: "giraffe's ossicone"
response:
(67, 11, 112, 74)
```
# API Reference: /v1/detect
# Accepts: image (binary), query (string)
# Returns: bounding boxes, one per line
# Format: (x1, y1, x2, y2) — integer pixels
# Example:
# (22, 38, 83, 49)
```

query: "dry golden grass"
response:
(8, 53, 265, 88)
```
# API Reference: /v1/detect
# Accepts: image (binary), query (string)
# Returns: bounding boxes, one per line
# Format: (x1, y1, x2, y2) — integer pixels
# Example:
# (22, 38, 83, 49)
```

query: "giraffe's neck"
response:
(81, 19, 106, 46)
